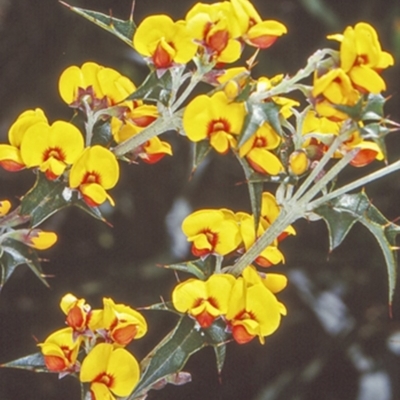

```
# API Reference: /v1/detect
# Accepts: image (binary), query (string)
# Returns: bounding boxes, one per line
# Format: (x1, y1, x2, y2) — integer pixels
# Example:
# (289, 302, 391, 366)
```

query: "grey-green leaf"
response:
(1, 352, 49, 373)
(60, 2, 136, 47)
(0, 239, 49, 290)
(163, 257, 215, 280)
(128, 315, 230, 399)
(313, 191, 400, 305)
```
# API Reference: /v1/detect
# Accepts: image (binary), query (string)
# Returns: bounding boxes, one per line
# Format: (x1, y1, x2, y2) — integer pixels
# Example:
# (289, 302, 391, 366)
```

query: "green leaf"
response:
(0, 239, 49, 290)
(238, 101, 282, 148)
(91, 121, 113, 147)
(361, 94, 386, 121)
(313, 191, 400, 305)
(163, 257, 215, 280)
(1, 352, 48, 373)
(192, 140, 212, 171)
(21, 173, 71, 227)
(126, 70, 173, 105)
(128, 316, 230, 399)
(60, 2, 136, 47)
(236, 155, 263, 231)
(334, 97, 363, 121)
(20, 173, 106, 227)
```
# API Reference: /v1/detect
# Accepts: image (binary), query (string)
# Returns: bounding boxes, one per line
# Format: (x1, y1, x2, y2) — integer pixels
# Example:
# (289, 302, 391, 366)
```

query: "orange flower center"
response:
(82, 171, 101, 185)
(95, 372, 114, 388)
(66, 305, 86, 331)
(253, 136, 267, 148)
(43, 147, 66, 162)
(153, 42, 174, 69)
(207, 29, 229, 53)
(208, 119, 230, 136)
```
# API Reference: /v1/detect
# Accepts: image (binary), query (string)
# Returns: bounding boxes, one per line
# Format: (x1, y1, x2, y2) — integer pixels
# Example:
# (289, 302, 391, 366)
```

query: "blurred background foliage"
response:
(0, 0, 400, 399)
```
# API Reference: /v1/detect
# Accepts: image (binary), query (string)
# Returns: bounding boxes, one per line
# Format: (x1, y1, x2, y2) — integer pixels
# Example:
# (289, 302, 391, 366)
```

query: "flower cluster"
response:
(182, 191, 294, 267)
(133, 0, 286, 69)
(39, 294, 147, 399)
(172, 265, 287, 344)
(0, 62, 172, 208)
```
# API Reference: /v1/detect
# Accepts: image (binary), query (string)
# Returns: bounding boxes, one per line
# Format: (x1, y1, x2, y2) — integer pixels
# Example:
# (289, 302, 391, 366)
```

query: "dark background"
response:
(0, 0, 400, 399)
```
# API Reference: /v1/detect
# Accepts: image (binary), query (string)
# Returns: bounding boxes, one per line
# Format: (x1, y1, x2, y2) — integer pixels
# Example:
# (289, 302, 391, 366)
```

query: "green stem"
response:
(113, 112, 182, 157)
(308, 159, 400, 211)
(249, 48, 335, 102)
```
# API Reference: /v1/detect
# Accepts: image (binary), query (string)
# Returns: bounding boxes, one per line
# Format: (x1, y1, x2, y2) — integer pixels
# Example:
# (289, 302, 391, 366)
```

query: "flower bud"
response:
(289, 150, 309, 176)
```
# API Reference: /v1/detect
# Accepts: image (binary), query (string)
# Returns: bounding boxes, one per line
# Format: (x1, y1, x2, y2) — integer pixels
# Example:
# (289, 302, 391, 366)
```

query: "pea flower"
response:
(80, 343, 140, 400)
(312, 68, 360, 121)
(172, 274, 236, 328)
(59, 62, 136, 109)
(0, 109, 47, 172)
(236, 211, 285, 267)
(60, 293, 92, 334)
(133, 15, 198, 69)
(226, 266, 287, 344)
(39, 327, 82, 373)
(111, 105, 172, 164)
(69, 145, 119, 207)
(341, 128, 384, 167)
(89, 297, 147, 346)
(230, 0, 287, 49)
(238, 122, 284, 175)
(186, 2, 241, 64)
(6, 229, 58, 250)
(0, 200, 11, 217)
(182, 209, 242, 257)
(20, 120, 84, 180)
(329, 22, 394, 93)
(183, 91, 246, 154)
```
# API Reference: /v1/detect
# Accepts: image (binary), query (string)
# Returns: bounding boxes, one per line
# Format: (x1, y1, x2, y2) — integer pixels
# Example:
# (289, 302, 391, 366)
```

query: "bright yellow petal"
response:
(172, 279, 208, 313)
(107, 348, 140, 397)
(80, 343, 112, 383)
(349, 65, 386, 93)
(247, 148, 284, 175)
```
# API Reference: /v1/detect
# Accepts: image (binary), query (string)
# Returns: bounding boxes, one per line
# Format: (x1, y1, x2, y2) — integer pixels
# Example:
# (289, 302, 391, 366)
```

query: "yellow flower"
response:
(236, 211, 285, 267)
(186, 2, 241, 63)
(89, 298, 147, 346)
(230, 0, 287, 49)
(0, 109, 47, 172)
(183, 91, 246, 154)
(182, 209, 241, 257)
(60, 293, 91, 333)
(289, 150, 310, 175)
(312, 68, 360, 121)
(0, 200, 11, 217)
(239, 122, 284, 175)
(69, 146, 119, 207)
(226, 266, 286, 344)
(38, 327, 82, 373)
(133, 15, 197, 69)
(172, 274, 236, 328)
(341, 129, 384, 167)
(59, 62, 136, 108)
(20, 121, 84, 180)
(329, 22, 394, 93)
(27, 230, 58, 250)
(80, 343, 140, 400)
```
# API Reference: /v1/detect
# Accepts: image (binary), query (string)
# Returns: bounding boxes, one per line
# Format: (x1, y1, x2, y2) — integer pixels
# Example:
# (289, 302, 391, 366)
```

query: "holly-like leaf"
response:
(361, 94, 386, 121)
(163, 257, 215, 280)
(313, 191, 400, 305)
(60, 2, 136, 47)
(238, 101, 282, 148)
(20, 173, 106, 227)
(128, 316, 230, 399)
(1, 352, 49, 373)
(20, 173, 72, 227)
(126, 70, 173, 106)
(236, 155, 264, 231)
(0, 239, 49, 290)
(91, 121, 113, 147)
(192, 140, 212, 171)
